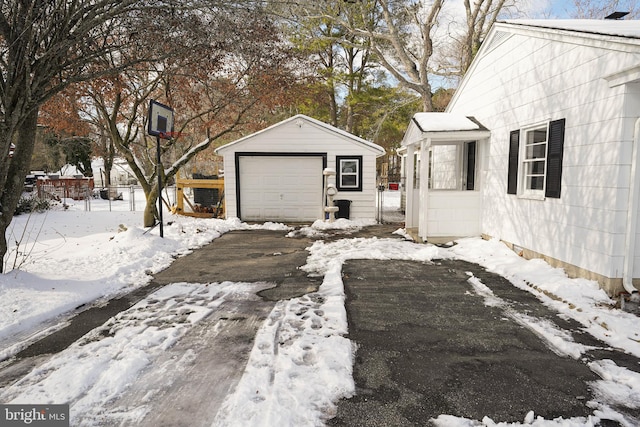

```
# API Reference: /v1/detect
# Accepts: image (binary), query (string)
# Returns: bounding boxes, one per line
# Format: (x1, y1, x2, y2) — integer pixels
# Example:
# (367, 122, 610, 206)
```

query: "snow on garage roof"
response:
(503, 19, 640, 39)
(215, 114, 385, 156)
(412, 113, 481, 132)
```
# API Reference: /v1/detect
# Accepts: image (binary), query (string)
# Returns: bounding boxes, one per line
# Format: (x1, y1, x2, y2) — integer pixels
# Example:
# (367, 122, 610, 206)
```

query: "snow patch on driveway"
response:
(0, 281, 260, 425)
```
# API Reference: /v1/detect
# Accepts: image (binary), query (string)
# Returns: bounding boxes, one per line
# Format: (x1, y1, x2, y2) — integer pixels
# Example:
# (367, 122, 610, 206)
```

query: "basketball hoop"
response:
(148, 99, 174, 138)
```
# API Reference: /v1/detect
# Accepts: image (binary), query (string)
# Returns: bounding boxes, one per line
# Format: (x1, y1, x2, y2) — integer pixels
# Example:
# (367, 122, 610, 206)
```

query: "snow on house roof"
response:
(400, 113, 490, 148)
(503, 19, 640, 39)
(412, 113, 481, 132)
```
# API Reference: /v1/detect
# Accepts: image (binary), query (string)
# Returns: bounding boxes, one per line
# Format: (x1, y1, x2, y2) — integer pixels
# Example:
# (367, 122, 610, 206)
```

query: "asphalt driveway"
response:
(2, 225, 639, 426)
(330, 259, 597, 425)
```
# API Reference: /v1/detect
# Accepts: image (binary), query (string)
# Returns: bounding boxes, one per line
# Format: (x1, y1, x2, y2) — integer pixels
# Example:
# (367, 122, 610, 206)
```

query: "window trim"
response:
(336, 155, 363, 192)
(507, 118, 565, 200)
(519, 121, 549, 199)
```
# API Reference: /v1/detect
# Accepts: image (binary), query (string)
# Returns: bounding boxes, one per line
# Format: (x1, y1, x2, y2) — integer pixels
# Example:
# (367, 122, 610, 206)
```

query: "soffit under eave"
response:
(401, 130, 491, 147)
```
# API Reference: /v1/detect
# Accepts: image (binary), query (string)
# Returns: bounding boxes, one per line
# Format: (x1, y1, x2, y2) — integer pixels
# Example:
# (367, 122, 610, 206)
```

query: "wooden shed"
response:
(215, 114, 385, 223)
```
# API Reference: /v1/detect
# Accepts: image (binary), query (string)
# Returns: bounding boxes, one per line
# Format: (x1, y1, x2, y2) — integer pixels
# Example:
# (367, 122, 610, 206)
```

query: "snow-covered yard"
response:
(1, 191, 640, 426)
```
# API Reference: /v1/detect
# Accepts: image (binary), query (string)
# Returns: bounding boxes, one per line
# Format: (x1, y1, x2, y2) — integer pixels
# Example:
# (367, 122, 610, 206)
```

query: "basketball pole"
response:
(156, 135, 164, 238)
(148, 99, 173, 239)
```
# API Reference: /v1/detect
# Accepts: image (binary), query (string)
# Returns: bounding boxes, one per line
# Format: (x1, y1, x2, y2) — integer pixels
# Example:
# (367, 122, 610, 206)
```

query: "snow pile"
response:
(302, 236, 443, 276)
(0, 211, 281, 360)
(432, 412, 602, 426)
(451, 238, 640, 359)
(214, 275, 354, 425)
(290, 218, 376, 238)
(1, 281, 262, 425)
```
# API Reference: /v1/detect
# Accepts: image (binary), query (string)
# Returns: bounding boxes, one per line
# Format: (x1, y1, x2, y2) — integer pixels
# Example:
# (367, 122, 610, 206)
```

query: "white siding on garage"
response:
(238, 155, 323, 222)
(217, 115, 385, 222)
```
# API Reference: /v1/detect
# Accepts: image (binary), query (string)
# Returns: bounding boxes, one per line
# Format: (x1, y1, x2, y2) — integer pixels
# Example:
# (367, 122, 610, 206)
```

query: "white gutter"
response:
(623, 117, 640, 294)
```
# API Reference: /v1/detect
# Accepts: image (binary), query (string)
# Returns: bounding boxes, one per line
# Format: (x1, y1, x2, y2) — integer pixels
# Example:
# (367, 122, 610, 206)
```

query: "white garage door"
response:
(239, 155, 323, 222)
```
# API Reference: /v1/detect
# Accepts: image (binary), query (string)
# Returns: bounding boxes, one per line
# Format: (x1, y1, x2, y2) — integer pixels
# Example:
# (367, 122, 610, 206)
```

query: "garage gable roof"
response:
(215, 114, 385, 156)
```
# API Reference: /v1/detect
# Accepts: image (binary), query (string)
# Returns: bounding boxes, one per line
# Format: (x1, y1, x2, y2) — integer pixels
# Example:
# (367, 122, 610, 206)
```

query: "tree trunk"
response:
(0, 107, 40, 273)
(103, 138, 115, 188)
(422, 90, 434, 113)
(143, 184, 159, 228)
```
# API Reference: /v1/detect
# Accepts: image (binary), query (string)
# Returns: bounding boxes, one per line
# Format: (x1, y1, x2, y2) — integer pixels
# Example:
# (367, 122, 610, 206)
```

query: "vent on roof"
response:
(605, 11, 629, 19)
(485, 30, 510, 51)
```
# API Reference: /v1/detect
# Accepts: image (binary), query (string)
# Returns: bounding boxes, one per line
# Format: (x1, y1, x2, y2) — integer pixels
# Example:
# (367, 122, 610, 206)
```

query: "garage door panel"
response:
(239, 156, 323, 222)
(263, 176, 281, 186)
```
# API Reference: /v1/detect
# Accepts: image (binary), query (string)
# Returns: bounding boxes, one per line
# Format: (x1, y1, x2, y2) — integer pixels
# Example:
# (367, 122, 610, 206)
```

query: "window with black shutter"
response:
(544, 119, 565, 199)
(465, 141, 476, 191)
(508, 119, 566, 199)
(507, 130, 520, 194)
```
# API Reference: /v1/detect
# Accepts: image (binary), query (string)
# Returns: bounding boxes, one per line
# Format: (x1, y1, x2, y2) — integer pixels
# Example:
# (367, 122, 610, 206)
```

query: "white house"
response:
(215, 114, 385, 223)
(402, 19, 640, 295)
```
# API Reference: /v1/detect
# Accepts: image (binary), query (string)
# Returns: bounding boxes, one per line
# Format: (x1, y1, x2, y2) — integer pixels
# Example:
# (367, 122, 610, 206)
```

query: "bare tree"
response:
(296, 0, 515, 112)
(279, 0, 378, 132)
(0, 0, 163, 272)
(366, 0, 445, 112)
(85, 6, 308, 227)
(460, 0, 510, 74)
(571, 0, 639, 18)
(297, 0, 445, 111)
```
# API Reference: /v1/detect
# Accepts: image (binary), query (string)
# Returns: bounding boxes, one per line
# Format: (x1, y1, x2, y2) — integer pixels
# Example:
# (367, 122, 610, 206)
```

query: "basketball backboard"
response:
(147, 99, 174, 138)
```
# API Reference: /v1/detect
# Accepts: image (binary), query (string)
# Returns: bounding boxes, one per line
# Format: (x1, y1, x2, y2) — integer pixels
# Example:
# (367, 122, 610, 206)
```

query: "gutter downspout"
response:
(623, 117, 640, 294)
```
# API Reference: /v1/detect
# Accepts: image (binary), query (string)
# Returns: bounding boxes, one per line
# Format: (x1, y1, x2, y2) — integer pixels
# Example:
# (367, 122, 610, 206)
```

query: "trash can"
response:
(335, 199, 351, 219)
(193, 173, 218, 207)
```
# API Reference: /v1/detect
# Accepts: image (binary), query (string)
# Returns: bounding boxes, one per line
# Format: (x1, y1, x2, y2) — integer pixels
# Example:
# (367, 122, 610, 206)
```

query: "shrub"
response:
(14, 196, 51, 215)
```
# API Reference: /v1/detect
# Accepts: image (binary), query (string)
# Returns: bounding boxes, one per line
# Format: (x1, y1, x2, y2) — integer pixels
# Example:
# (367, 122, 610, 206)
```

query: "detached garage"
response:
(215, 114, 385, 223)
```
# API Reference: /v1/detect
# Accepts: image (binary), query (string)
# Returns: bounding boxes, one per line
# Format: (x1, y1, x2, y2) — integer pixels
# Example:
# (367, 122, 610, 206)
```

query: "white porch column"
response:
(405, 144, 416, 228)
(419, 138, 432, 240)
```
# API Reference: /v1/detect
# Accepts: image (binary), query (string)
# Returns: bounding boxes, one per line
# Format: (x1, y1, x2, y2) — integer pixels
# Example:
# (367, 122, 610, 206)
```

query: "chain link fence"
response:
(37, 183, 176, 212)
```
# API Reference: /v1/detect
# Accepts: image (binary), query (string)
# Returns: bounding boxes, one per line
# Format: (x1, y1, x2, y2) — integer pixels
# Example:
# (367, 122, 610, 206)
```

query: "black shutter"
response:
(507, 130, 520, 194)
(466, 141, 476, 191)
(545, 118, 565, 199)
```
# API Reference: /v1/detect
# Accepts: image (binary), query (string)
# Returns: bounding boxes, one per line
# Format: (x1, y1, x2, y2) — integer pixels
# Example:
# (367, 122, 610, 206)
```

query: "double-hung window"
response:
(522, 125, 548, 195)
(337, 156, 363, 191)
(507, 118, 565, 199)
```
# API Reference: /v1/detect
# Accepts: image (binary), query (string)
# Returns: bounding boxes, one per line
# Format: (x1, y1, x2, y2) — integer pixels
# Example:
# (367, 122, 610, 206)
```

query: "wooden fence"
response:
(172, 176, 225, 218)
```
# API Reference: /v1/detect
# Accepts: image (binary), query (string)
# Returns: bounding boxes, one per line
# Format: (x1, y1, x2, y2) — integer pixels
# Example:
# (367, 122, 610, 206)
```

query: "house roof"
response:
(215, 114, 385, 156)
(401, 113, 490, 148)
(447, 18, 640, 112)
(503, 19, 640, 39)
(412, 113, 486, 132)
